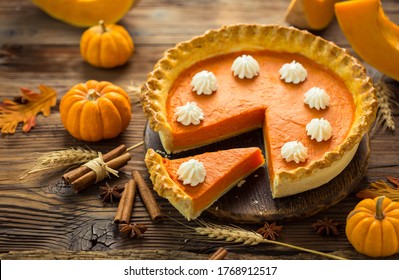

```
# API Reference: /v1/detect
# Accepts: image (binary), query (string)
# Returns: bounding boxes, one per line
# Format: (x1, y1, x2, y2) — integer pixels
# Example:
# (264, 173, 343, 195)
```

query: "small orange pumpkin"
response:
(80, 20, 134, 68)
(60, 80, 131, 142)
(346, 196, 399, 257)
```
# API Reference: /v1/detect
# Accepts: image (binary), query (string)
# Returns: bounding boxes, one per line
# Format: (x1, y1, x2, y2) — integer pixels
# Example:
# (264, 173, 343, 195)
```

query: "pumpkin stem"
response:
(375, 196, 386, 220)
(87, 89, 101, 101)
(99, 20, 107, 33)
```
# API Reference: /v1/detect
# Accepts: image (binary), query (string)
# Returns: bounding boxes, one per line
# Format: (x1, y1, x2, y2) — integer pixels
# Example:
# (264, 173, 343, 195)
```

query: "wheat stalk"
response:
(356, 180, 399, 202)
(19, 148, 98, 179)
(126, 141, 144, 152)
(371, 78, 398, 135)
(19, 142, 144, 180)
(195, 221, 264, 245)
(194, 221, 347, 260)
(126, 80, 143, 105)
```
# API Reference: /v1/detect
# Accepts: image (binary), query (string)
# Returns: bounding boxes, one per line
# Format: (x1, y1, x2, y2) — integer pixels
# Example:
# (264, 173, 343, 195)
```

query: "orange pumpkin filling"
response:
(166, 50, 355, 177)
(161, 147, 265, 214)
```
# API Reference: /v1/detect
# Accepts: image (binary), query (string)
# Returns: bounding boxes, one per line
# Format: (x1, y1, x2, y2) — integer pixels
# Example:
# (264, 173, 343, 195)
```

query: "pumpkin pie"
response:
(141, 24, 377, 198)
(145, 147, 265, 220)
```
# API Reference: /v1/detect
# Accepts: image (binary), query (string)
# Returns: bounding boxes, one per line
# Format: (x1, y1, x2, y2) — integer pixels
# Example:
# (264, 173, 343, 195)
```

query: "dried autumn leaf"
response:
(0, 85, 57, 134)
(356, 179, 399, 202)
(387, 176, 399, 188)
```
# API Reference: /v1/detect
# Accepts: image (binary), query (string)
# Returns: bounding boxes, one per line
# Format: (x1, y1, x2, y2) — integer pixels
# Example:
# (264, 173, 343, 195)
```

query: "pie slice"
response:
(141, 24, 377, 198)
(145, 147, 265, 220)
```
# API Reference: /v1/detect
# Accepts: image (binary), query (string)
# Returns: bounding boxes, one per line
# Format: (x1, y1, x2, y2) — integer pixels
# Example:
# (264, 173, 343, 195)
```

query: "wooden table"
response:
(0, 0, 398, 260)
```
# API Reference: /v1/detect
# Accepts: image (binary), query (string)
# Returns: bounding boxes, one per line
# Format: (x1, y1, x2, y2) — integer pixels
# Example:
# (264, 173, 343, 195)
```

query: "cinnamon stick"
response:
(132, 170, 163, 222)
(114, 179, 137, 224)
(208, 247, 228, 260)
(63, 144, 127, 184)
(72, 152, 131, 193)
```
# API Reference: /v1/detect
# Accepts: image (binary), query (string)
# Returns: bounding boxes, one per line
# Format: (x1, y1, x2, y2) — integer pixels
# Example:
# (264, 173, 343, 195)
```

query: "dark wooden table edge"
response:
(0, 249, 389, 260)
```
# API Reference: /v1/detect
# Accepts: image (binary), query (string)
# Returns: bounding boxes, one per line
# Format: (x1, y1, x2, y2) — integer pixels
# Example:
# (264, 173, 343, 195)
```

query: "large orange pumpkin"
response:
(32, 0, 136, 27)
(80, 21, 134, 68)
(335, 0, 399, 81)
(346, 196, 399, 257)
(60, 80, 131, 142)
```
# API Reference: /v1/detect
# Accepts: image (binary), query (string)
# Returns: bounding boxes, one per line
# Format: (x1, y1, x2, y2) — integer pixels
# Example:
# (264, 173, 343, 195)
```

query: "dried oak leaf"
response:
(0, 85, 57, 134)
(356, 177, 399, 202)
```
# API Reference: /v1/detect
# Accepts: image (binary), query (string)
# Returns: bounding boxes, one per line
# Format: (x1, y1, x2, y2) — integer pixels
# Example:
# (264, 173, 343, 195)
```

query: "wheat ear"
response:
(371, 78, 398, 135)
(194, 221, 347, 260)
(19, 148, 98, 180)
(126, 81, 143, 105)
(19, 142, 144, 180)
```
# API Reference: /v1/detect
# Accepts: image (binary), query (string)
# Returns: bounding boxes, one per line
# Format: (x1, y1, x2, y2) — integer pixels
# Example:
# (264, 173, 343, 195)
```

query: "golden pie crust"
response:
(145, 147, 265, 220)
(141, 24, 377, 198)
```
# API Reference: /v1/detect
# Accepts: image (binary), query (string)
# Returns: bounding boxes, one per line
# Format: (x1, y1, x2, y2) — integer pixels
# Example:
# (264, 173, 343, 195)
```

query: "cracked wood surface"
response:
(0, 0, 398, 260)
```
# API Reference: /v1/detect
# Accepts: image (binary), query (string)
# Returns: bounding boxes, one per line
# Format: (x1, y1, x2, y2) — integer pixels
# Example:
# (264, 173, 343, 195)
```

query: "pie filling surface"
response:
(166, 50, 355, 180)
(142, 24, 377, 203)
(145, 147, 265, 220)
(162, 148, 264, 214)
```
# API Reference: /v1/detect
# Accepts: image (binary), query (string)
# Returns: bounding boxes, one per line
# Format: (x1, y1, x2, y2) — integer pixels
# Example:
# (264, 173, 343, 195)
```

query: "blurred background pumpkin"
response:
(80, 20, 134, 68)
(31, 0, 138, 27)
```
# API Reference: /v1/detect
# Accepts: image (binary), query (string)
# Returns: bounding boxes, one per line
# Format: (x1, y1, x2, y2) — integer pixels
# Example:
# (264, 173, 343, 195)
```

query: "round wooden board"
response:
(144, 123, 370, 223)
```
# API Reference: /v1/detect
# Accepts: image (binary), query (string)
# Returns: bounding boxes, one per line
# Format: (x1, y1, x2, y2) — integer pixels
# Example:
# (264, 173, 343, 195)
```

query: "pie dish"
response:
(141, 24, 377, 198)
(145, 147, 265, 220)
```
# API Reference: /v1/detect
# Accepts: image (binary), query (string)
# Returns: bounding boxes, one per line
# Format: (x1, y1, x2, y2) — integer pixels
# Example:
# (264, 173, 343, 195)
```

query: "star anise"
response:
(311, 217, 341, 236)
(256, 221, 283, 240)
(119, 223, 148, 239)
(99, 183, 124, 203)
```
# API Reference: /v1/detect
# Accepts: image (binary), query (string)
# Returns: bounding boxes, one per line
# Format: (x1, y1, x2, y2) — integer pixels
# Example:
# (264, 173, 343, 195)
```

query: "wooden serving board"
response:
(144, 123, 370, 223)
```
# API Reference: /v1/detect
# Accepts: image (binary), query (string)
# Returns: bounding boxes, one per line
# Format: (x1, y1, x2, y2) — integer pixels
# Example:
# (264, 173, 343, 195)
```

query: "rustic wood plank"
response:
(3, 248, 399, 260)
(0, 0, 398, 259)
(0, 248, 361, 260)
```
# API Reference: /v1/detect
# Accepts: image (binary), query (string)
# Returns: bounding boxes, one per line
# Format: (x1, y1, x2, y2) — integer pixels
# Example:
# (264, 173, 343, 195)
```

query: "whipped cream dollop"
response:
(231, 54, 260, 79)
(306, 118, 333, 142)
(279, 60, 307, 84)
(191, 70, 218, 95)
(281, 141, 309, 163)
(175, 102, 204, 126)
(304, 87, 330, 110)
(177, 159, 206, 186)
